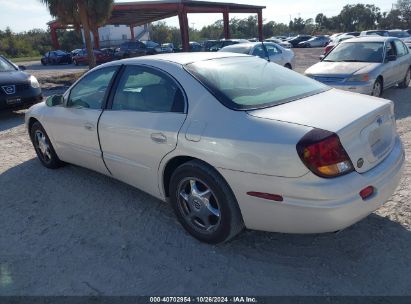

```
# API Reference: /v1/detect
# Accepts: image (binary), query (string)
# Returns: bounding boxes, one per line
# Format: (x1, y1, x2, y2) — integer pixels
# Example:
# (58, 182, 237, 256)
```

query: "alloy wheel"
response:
(34, 130, 52, 163)
(177, 177, 221, 233)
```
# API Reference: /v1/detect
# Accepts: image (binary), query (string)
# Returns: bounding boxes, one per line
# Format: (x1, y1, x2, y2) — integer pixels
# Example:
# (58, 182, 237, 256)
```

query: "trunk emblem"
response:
(357, 158, 364, 168)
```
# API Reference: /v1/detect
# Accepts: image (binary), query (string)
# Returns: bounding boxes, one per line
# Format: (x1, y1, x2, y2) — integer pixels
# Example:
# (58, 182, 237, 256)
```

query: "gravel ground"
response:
(0, 48, 410, 296)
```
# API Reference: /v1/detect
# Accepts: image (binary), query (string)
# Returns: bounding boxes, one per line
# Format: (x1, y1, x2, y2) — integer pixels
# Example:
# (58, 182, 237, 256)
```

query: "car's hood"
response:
(0, 70, 30, 84)
(305, 61, 380, 76)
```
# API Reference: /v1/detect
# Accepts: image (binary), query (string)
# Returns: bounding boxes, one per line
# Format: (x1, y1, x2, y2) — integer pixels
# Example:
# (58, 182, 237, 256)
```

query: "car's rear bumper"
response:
(218, 136, 404, 233)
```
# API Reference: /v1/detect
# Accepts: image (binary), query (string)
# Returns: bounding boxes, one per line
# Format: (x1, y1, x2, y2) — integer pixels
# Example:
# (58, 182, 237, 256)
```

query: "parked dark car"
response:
(209, 39, 249, 51)
(0, 56, 42, 110)
(41, 50, 72, 65)
(114, 41, 147, 59)
(141, 40, 163, 55)
(288, 35, 313, 47)
(72, 49, 113, 65)
(201, 40, 217, 51)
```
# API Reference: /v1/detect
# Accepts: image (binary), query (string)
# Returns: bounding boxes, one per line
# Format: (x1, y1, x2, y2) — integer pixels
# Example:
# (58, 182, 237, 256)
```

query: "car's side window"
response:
(111, 65, 185, 113)
(265, 44, 282, 56)
(67, 66, 118, 110)
(394, 40, 407, 57)
(385, 42, 396, 57)
(252, 45, 267, 58)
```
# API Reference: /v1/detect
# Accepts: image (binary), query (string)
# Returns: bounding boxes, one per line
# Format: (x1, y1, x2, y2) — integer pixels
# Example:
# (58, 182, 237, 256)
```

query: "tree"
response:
(379, 9, 405, 29)
(396, 0, 411, 27)
(339, 4, 381, 31)
(39, 0, 113, 68)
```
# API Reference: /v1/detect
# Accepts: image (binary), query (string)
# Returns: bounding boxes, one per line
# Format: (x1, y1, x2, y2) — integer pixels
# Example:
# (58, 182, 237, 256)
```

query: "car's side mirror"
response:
(385, 55, 397, 62)
(18, 65, 26, 71)
(46, 95, 64, 107)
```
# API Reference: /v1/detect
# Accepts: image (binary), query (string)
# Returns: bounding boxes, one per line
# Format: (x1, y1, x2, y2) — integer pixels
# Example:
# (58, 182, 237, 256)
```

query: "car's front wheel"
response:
(371, 78, 383, 97)
(169, 160, 244, 243)
(30, 121, 64, 169)
(398, 68, 410, 89)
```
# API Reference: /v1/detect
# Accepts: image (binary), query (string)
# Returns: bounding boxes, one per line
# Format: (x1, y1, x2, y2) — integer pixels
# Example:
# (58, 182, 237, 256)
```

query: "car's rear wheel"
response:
(30, 122, 64, 169)
(371, 78, 383, 97)
(398, 68, 410, 89)
(169, 160, 244, 243)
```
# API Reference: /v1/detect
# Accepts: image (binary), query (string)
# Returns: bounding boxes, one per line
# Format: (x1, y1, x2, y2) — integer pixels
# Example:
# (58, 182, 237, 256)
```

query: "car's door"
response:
(383, 41, 399, 87)
(98, 65, 187, 196)
(45, 66, 119, 174)
(393, 40, 410, 82)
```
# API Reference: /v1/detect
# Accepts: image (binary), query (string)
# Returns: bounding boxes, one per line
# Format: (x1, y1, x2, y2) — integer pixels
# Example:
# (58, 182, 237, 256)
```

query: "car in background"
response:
(288, 35, 313, 48)
(407, 29, 411, 35)
(0, 55, 42, 110)
(114, 41, 148, 59)
(305, 37, 411, 96)
(323, 34, 356, 54)
(345, 32, 361, 37)
(142, 40, 163, 55)
(298, 36, 330, 48)
(329, 33, 343, 40)
(201, 40, 217, 51)
(41, 50, 72, 65)
(26, 52, 404, 243)
(387, 30, 411, 48)
(220, 42, 294, 69)
(101, 48, 116, 56)
(72, 49, 113, 66)
(360, 30, 389, 37)
(209, 39, 249, 51)
(265, 37, 292, 48)
(189, 42, 203, 52)
(161, 43, 175, 53)
(71, 49, 82, 57)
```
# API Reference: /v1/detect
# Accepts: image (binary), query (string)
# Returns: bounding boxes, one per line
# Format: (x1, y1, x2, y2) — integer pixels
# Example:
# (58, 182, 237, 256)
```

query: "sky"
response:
(0, 0, 396, 33)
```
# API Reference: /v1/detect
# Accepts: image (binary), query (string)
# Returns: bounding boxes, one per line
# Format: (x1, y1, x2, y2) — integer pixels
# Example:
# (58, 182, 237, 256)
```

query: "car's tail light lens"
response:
(297, 129, 354, 178)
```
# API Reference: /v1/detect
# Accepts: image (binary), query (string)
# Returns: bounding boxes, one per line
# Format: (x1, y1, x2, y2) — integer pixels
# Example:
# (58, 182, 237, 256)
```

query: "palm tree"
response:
(40, 0, 113, 68)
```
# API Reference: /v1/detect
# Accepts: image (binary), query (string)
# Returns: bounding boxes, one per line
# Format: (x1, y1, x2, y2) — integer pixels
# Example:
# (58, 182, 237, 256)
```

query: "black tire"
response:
(371, 78, 383, 97)
(284, 63, 292, 69)
(30, 121, 64, 169)
(398, 68, 410, 89)
(41, 59, 46, 66)
(169, 160, 244, 244)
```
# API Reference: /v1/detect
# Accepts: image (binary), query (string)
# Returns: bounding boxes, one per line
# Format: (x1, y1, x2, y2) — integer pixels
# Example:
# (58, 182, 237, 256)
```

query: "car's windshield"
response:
(324, 42, 384, 63)
(185, 56, 328, 110)
(389, 31, 410, 38)
(0, 56, 17, 72)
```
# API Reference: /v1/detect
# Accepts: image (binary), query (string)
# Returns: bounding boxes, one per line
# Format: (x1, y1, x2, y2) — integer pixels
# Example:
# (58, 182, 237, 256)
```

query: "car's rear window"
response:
(185, 56, 328, 110)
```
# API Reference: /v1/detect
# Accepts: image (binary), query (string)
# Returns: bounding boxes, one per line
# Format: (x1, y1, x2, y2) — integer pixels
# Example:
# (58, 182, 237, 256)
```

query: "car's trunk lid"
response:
(247, 89, 397, 173)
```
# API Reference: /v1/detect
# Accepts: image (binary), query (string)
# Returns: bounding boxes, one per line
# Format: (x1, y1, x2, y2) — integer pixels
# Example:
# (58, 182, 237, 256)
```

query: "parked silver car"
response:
(388, 30, 411, 48)
(219, 42, 295, 69)
(265, 37, 292, 48)
(25, 53, 404, 243)
(305, 37, 411, 96)
(298, 36, 330, 48)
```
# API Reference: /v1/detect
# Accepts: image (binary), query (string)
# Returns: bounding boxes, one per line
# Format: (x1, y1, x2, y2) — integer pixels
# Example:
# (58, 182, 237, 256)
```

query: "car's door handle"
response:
(84, 123, 94, 131)
(151, 133, 167, 144)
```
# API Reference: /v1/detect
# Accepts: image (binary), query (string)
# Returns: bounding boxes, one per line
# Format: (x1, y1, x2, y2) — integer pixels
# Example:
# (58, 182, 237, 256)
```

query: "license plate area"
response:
(6, 97, 22, 105)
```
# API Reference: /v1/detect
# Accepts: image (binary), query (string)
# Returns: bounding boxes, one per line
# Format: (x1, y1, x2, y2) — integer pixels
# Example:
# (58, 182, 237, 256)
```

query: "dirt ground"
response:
(0, 48, 410, 296)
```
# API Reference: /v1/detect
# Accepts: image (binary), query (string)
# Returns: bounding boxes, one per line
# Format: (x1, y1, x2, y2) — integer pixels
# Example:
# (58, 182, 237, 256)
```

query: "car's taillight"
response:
(296, 129, 354, 178)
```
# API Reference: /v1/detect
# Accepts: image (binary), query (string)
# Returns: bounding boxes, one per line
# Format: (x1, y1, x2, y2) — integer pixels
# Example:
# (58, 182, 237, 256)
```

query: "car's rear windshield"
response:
(0, 56, 17, 72)
(185, 56, 328, 110)
(324, 42, 384, 63)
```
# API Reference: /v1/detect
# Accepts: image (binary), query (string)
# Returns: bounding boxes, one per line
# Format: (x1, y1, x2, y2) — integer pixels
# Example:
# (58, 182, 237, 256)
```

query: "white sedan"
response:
(219, 42, 295, 69)
(26, 53, 404, 243)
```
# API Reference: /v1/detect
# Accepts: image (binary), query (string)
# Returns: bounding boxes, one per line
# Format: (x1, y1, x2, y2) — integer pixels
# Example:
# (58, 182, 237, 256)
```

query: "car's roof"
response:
(343, 36, 396, 43)
(114, 52, 248, 65)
